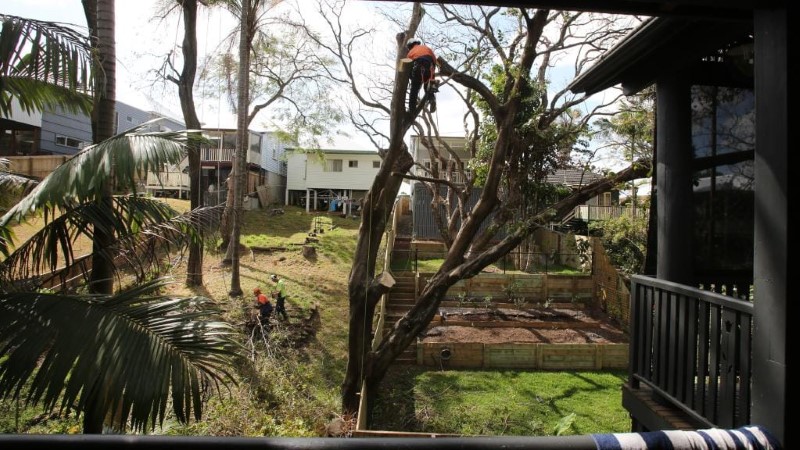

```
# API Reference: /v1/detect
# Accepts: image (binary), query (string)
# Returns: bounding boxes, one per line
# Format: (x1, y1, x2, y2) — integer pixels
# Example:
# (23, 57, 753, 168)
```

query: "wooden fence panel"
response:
(417, 342, 629, 370)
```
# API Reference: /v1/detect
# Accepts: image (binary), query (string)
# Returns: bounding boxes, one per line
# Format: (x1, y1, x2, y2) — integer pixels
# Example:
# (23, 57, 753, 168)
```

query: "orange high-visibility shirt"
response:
(407, 45, 435, 62)
(257, 293, 270, 305)
(408, 45, 436, 82)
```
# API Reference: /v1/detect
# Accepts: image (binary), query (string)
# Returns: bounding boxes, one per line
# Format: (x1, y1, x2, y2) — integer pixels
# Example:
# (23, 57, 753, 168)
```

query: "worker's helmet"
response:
(253, 287, 261, 295)
(270, 274, 279, 282)
(406, 37, 422, 50)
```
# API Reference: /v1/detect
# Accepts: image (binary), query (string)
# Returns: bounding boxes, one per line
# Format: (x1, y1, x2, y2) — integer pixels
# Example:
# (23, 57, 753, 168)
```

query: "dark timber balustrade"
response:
(629, 275, 753, 429)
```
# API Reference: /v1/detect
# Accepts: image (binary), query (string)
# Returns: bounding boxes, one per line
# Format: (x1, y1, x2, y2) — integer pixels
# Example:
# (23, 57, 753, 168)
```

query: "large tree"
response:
(301, 2, 648, 416)
(157, 0, 219, 287)
(199, 0, 339, 296)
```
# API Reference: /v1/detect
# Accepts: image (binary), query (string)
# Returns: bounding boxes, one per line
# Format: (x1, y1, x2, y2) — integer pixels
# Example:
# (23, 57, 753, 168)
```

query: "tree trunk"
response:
(84, 0, 116, 297)
(227, 0, 251, 297)
(176, 0, 205, 287)
(82, 0, 116, 434)
(341, 29, 418, 413)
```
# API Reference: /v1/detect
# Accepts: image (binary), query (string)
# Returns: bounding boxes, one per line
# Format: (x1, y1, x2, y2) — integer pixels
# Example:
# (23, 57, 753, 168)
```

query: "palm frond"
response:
(0, 278, 243, 431)
(0, 163, 38, 195)
(0, 121, 208, 227)
(0, 14, 93, 117)
(1, 76, 92, 116)
(0, 196, 222, 292)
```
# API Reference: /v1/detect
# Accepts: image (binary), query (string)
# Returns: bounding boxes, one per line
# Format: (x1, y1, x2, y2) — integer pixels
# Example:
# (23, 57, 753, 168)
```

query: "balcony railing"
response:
(145, 171, 188, 189)
(201, 147, 261, 165)
(573, 205, 648, 221)
(629, 275, 753, 429)
(202, 147, 235, 162)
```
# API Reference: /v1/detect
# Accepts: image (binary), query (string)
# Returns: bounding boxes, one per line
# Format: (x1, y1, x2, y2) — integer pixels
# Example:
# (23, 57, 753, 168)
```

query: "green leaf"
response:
(0, 278, 243, 432)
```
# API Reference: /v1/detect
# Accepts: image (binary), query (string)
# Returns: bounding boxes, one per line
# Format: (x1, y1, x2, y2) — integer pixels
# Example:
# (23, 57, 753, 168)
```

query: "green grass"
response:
(371, 366, 629, 436)
(2, 203, 624, 437)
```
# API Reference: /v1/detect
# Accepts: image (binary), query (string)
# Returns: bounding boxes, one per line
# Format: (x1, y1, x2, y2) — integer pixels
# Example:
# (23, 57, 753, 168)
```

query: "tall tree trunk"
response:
(82, 0, 116, 433)
(176, 0, 204, 286)
(83, 0, 116, 296)
(228, 0, 251, 297)
(341, 12, 421, 412)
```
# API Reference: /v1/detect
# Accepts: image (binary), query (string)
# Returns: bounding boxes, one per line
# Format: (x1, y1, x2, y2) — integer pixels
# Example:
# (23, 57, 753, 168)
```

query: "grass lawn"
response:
(371, 366, 629, 436)
(1, 202, 625, 437)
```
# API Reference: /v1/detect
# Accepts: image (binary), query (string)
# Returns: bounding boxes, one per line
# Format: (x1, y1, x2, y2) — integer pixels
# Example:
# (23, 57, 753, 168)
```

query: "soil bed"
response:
(421, 306, 628, 345)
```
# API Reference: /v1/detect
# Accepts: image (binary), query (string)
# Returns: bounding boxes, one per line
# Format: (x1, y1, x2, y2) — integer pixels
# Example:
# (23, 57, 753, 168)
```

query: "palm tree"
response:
(0, 11, 244, 432)
(82, 0, 118, 296)
(0, 278, 241, 433)
(0, 14, 93, 117)
(0, 121, 241, 433)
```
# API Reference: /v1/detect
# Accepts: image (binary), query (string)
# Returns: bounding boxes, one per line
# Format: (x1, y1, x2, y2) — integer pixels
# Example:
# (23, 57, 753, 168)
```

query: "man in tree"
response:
(406, 37, 437, 114)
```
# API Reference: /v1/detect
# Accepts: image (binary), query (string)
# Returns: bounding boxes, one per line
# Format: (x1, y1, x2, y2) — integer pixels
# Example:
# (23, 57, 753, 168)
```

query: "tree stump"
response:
(302, 245, 316, 258)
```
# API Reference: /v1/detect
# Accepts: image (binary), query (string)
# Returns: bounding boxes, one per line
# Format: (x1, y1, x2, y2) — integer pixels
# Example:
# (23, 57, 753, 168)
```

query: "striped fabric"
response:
(591, 425, 781, 450)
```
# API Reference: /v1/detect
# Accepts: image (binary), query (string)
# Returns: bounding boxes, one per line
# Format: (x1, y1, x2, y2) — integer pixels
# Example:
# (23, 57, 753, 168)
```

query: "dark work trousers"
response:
(275, 296, 289, 320)
(259, 303, 273, 327)
(408, 56, 434, 112)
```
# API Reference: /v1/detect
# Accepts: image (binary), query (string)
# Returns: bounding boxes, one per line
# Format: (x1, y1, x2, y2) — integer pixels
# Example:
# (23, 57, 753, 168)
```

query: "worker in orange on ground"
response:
(406, 37, 437, 113)
(253, 287, 273, 328)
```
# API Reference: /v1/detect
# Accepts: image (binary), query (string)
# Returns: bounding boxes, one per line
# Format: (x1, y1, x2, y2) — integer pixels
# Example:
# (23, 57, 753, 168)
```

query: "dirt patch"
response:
(421, 305, 628, 344)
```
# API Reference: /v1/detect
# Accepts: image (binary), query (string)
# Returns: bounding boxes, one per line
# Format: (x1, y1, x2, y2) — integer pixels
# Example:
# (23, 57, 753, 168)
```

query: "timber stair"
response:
(383, 270, 417, 364)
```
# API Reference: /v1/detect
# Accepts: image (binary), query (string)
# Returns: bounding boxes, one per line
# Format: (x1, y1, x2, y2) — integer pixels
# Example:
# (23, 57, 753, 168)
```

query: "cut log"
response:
(302, 245, 317, 258)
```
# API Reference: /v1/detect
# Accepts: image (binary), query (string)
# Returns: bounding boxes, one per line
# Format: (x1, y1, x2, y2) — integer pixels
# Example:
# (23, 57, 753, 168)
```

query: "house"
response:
(145, 128, 289, 206)
(284, 148, 381, 214)
(191, 128, 266, 206)
(0, 100, 184, 181)
(408, 135, 627, 238)
(567, 8, 788, 446)
(546, 168, 648, 233)
(0, 99, 289, 206)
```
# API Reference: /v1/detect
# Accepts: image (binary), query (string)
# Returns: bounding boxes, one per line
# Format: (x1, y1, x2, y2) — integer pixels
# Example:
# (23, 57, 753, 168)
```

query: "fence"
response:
(4, 155, 70, 180)
(391, 248, 591, 275)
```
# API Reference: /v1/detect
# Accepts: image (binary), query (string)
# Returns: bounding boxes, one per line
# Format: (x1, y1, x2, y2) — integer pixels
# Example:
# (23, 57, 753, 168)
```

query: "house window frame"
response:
(55, 134, 88, 150)
(373, 160, 380, 168)
(325, 159, 343, 172)
(348, 160, 358, 168)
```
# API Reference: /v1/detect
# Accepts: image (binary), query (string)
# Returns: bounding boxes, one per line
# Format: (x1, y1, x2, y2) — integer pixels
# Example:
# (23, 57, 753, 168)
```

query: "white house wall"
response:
(260, 132, 288, 176)
(286, 150, 381, 191)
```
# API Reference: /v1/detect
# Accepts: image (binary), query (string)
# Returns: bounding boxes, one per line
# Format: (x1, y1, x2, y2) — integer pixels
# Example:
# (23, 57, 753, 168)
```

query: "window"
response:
(249, 132, 261, 153)
(373, 160, 380, 168)
(325, 159, 343, 172)
(348, 160, 358, 168)
(222, 132, 237, 149)
(55, 135, 88, 149)
(691, 85, 755, 275)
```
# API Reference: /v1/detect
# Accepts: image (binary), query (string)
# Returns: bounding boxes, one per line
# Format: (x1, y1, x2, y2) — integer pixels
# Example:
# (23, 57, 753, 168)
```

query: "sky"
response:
(3, 1, 626, 162)
(4, 0, 470, 150)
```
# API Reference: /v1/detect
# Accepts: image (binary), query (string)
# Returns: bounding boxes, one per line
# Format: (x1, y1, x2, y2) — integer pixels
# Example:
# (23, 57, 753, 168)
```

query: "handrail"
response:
(629, 275, 753, 428)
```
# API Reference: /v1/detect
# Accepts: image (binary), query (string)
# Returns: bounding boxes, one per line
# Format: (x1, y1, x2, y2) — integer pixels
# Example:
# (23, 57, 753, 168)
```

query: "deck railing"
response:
(201, 147, 261, 164)
(573, 205, 648, 221)
(629, 275, 753, 428)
